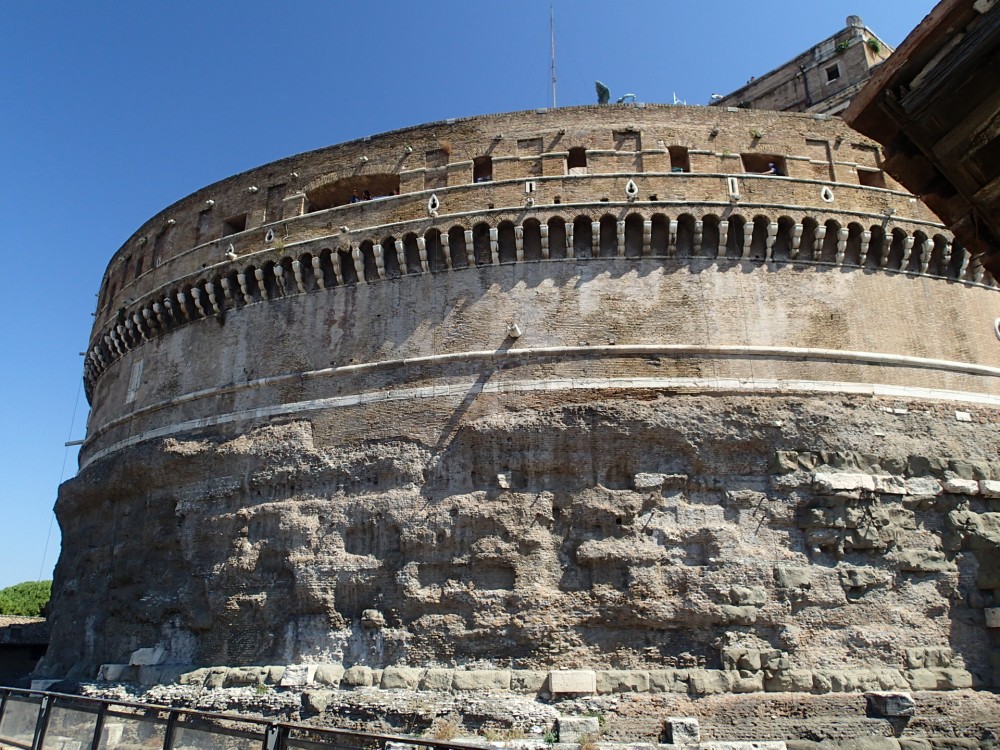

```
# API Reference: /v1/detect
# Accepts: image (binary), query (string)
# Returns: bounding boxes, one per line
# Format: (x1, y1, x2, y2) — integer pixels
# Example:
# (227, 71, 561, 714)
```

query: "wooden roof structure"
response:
(844, 0, 1000, 276)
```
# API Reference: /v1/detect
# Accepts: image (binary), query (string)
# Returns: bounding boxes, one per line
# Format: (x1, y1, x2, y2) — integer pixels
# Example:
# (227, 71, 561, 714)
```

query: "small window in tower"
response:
(134, 256, 144, 279)
(668, 146, 691, 173)
(473, 155, 493, 183)
(567, 147, 588, 175)
(222, 214, 247, 237)
(857, 167, 887, 189)
(826, 63, 841, 83)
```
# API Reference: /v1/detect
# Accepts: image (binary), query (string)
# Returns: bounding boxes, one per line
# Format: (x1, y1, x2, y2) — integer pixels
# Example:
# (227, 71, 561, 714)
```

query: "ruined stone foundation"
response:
(47, 393, 1000, 696)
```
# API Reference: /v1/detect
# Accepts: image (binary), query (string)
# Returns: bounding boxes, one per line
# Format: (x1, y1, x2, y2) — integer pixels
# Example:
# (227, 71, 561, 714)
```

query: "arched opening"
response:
(278, 257, 294, 294)
(298, 253, 317, 292)
(749, 215, 770, 260)
(403, 233, 422, 274)
(843, 223, 865, 266)
(242, 267, 260, 304)
(381, 236, 400, 278)
(599, 215, 617, 257)
(473, 156, 493, 183)
(425, 229, 447, 272)
(567, 147, 588, 175)
(726, 215, 747, 260)
(473, 222, 492, 265)
(650, 214, 669, 256)
(547, 217, 567, 260)
(820, 219, 841, 263)
(225, 270, 242, 306)
(800, 217, 819, 260)
(773, 216, 795, 261)
(523, 219, 543, 261)
(448, 226, 469, 268)
(676, 214, 696, 257)
(573, 216, 592, 258)
(306, 173, 401, 211)
(865, 226, 886, 268)
(624, 214, 644, 258)
(702, 215, 721, 258)
(910, 230, 929, 273)
(887, 229, 908, 270)
(260, 261, 280, 298)
(949, 239, 967, 280)
(929, 234, 949, 276)
(359, 240, 379, 282)
(497, 221, 517, 263)
(178, 285, 197, 319)
(338, 248, 359, 285)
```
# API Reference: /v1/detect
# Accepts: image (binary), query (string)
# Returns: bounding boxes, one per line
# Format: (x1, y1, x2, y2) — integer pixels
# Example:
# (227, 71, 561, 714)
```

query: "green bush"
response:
(0, 580, 51, 616)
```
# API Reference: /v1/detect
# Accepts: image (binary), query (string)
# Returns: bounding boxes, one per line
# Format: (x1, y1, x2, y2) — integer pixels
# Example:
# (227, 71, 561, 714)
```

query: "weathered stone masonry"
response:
(44, 107, 1000, 707)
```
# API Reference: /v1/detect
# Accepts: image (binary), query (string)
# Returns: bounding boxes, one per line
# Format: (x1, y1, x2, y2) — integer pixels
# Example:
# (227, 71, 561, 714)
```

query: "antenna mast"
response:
(550, 3, 557, 108)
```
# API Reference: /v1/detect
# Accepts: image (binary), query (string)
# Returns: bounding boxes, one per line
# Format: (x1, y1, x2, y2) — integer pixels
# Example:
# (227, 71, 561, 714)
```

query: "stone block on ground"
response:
(341, 665, 374, 687)
(264, 666, 285, 684)
(596, 669, 649, 693)
(419, 668, 454, 691)
(549, 669, 596, 695)
(380, 666, 422, 689)
(178, 667, 209, 686)
(557, 716, 599, 743)
(204, 667, 229, 689)
(865, 691, 916, 717)
(129, 647, 166, 666)
(225, 666, 265, 686)
(98, 664, 132, 682)
(731, 674, 764, 693)
(314, 663, 345, 686)
(157, 665, 191, 684)
(664, 717, 699, 745)
(648, 669, 689, 693)
(137, 666, 163, 686)
(452, 669, 510, 691)
(279, 664, 317, 687)
(511, 669, 548, 693)
(303, 690, 334, 714)
(764, 669, 813, 692)
(688, 669, 732, 695)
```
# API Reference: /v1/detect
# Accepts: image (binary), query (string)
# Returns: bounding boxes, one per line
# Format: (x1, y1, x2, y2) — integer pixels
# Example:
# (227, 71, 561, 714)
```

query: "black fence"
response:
(0, 688, 480, 750)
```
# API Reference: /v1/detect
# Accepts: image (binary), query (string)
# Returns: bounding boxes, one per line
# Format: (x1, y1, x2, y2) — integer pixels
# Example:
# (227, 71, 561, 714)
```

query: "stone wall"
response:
(45, 105, 1000, 712)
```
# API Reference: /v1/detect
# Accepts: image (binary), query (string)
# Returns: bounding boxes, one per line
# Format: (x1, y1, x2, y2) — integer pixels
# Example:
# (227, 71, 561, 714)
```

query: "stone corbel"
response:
(352, 245, 366, 284)
(789, 223, 803, 258)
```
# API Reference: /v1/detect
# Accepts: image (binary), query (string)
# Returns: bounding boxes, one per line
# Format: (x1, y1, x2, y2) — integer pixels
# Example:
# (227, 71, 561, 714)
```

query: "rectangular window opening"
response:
(857, 167, 887, 188)
(222, 214, 247, 237)
(825, 64, 841, 83)
(668, 146, 691, 173)
(740, 153, 787, 176)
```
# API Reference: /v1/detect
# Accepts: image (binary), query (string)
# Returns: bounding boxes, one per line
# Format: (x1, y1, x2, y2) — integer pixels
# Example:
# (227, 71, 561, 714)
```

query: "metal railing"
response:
(0, 688, 480, 750)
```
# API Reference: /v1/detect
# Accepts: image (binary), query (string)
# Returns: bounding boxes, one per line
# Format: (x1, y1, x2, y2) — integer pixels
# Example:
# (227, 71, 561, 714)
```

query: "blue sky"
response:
(0, 1, 937, 590)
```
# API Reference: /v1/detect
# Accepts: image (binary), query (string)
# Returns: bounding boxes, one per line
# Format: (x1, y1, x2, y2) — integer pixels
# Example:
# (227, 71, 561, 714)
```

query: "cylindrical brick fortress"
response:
(44, 105, 1000, 700)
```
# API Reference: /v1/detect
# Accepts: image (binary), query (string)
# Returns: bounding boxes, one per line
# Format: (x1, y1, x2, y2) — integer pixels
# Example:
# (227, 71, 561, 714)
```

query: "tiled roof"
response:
(0, 617, 49, 645)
